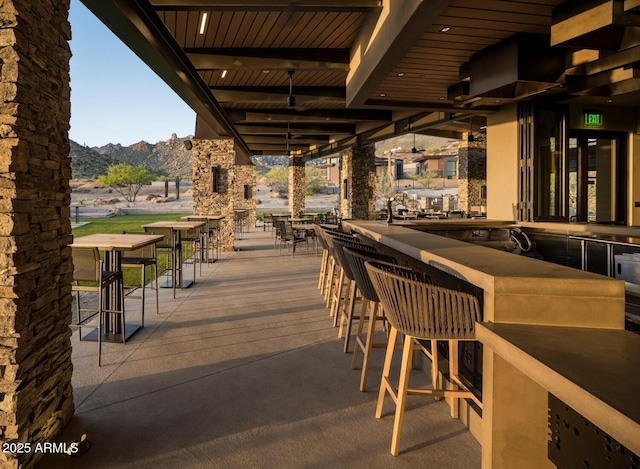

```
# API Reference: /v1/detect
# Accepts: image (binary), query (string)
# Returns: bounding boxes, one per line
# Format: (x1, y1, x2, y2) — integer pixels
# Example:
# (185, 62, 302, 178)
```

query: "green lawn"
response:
(72, 213, 191, 286)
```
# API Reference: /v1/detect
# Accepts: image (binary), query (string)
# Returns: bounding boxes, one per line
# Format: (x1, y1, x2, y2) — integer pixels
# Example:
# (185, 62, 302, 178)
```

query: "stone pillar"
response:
(234, 163, 257, 228)
(288, 155, 305, 216)
(192, 138, 256, 251)
(0, 2, 75, 468)
(340, 145, 376, 219)
(458, 132, 487, 214)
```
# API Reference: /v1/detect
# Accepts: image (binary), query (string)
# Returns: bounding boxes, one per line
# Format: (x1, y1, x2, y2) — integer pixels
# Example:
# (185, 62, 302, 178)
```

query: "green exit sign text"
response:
(584, 110, 603, 127)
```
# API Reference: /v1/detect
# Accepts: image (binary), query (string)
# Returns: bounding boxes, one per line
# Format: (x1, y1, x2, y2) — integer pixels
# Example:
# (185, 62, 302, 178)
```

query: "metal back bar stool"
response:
(71, 246, 125, 366)
(365, 260, 482, 456)
(144, 226, 177, 298)
(121, 232, 159, 322)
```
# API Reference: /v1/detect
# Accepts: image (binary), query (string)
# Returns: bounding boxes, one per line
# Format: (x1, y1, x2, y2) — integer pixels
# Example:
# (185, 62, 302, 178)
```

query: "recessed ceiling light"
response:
(397, 73, 405, 77)
(439, 27, 452, 33)
(607, 98, 613, 103)
(262, 70, 270, 74)
(380, 93, 386, 97)
(199, 12, 208, 35)
(439, 97, 445, 100)
(221, 70, 227, 79)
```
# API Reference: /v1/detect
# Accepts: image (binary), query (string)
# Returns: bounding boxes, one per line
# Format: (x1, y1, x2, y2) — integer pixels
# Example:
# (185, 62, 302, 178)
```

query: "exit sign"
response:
(584, 110, 603, 127)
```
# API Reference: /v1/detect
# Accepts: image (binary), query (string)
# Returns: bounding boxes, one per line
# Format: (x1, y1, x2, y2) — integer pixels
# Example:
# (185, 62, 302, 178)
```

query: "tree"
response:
(265, 166, 289, 196)
(409, 169, 439, 190)
(305, 167, 325, 195)
(96, 163, 155, 202)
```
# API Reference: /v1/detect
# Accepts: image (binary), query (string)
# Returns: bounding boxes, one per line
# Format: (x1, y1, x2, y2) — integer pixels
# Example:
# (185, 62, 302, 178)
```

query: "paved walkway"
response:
(38, 229, 480, 468)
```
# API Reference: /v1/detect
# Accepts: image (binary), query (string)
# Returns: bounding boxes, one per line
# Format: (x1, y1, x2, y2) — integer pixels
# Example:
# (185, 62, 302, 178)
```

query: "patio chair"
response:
(365, 260, 482, 456)
(275, 219, 307, 256)
(121, 231, 159, 321)
(71, 246, 125, 366)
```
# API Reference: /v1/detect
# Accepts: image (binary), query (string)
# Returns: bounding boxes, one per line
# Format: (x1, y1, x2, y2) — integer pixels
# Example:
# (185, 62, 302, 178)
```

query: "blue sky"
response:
(69, 0, 196, 147)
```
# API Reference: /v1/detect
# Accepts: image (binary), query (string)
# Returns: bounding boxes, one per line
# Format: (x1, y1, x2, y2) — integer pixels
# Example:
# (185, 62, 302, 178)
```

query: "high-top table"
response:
(142, 220, 206, 289)
(71, 233, 164, 342)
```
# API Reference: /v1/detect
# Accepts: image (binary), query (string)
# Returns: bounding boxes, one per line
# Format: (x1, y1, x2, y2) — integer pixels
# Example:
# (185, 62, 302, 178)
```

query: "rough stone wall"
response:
(340, 145, 376, 219)
(288, 156, 305, 216)
(0, 2, 75, 468)
(192, 139, 256, 250)
(233, 164, 256, 228)
(458, 132, 487, 214)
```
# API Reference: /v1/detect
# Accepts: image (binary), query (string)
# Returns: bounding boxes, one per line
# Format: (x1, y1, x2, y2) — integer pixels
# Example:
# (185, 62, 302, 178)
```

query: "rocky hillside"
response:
(69, 134, 195, 180)
(70, 133, 459, 180)
(69, 140, 119, 179)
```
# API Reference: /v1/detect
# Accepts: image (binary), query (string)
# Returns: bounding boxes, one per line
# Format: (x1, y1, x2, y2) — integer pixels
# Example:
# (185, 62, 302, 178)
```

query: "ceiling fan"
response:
(286, 70, 296, 109)
(411, 133, 426, 153)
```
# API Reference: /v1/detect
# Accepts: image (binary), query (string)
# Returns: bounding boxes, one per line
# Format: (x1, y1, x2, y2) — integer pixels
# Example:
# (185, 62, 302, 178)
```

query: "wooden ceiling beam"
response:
(234, 123, 356, 134)
(150, 0, 381, 12)
(346, 0, 451, 106)
(228, 108, 392, 122)
(187, 51, 348, 71)
(212, 87, 345, 104)
(243, 135, 330, 145)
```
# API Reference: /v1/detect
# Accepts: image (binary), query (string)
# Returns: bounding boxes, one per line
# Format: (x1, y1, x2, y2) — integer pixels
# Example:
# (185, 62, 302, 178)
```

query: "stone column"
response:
(340, 145, 376, 219)
(0, 2, 75, 468)
(288, 155, 305, 216)
(192, 138, 257, 250)
(234, 163, 257, 228)
(458, 132, 487, 214)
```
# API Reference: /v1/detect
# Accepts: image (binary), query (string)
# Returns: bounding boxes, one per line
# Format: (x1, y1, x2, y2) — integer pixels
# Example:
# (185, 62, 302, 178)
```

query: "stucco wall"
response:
(487, 103, 519, 220)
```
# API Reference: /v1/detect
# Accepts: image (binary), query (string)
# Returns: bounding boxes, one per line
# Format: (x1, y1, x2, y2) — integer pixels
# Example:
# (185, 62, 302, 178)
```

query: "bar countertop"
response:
(477, 322, 640, 455)
(343, 220, 625, 327)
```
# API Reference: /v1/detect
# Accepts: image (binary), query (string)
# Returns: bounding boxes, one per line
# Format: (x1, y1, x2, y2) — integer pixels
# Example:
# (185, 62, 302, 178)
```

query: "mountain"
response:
(69, 133, 194, 180)
(69, 133, 460, 180)
(375, 134, 458, 155)
(69, 140, 119, 179)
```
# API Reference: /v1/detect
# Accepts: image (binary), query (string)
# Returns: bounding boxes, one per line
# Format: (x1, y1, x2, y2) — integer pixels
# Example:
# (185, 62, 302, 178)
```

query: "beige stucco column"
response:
(340, 145, 376, 219)
(0, 2, 75, 468)
(458, 131, 487, 214)
(191, 138, 256, 251)
(486, 103, 519, 220)
(288, 155, 305, 216)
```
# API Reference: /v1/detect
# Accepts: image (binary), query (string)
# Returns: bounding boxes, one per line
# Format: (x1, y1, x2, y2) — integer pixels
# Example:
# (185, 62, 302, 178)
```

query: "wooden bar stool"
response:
(321, 230, 358, 317)
(342, 246, 397, 391)
(365, 260, 482, 456)
(328, 237, 374, 352)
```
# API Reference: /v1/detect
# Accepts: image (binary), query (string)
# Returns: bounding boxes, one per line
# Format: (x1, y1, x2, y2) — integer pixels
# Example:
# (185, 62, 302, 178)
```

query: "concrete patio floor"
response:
(38, 228, 480, 468)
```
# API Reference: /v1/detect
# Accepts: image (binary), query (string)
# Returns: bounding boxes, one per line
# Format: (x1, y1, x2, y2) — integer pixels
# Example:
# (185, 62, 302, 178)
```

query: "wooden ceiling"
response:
(82, 0, 629, 160)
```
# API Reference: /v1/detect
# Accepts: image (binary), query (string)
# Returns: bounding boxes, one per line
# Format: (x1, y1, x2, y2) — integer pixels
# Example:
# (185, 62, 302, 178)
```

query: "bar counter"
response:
(342, 220, 630, 469)
(343, 220, 625, 328)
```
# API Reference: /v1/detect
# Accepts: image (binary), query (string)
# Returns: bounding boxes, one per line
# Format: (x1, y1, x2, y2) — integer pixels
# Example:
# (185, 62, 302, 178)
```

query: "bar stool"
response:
(365, 260, 482, 456)
(312, 224, 331, 293)
(342, 246, 397, 391)
(144, 226, 177, 298)
(324, 232, 363, 330)
(320, 229, 355, 310)
(121, 231, 159, 321)
(329, 236, 374, 352)
(71, 246, 125, 366)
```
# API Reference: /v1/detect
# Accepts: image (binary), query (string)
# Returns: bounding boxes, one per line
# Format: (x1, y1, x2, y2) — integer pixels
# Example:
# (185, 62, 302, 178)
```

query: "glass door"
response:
(567, 134, 625, 224)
